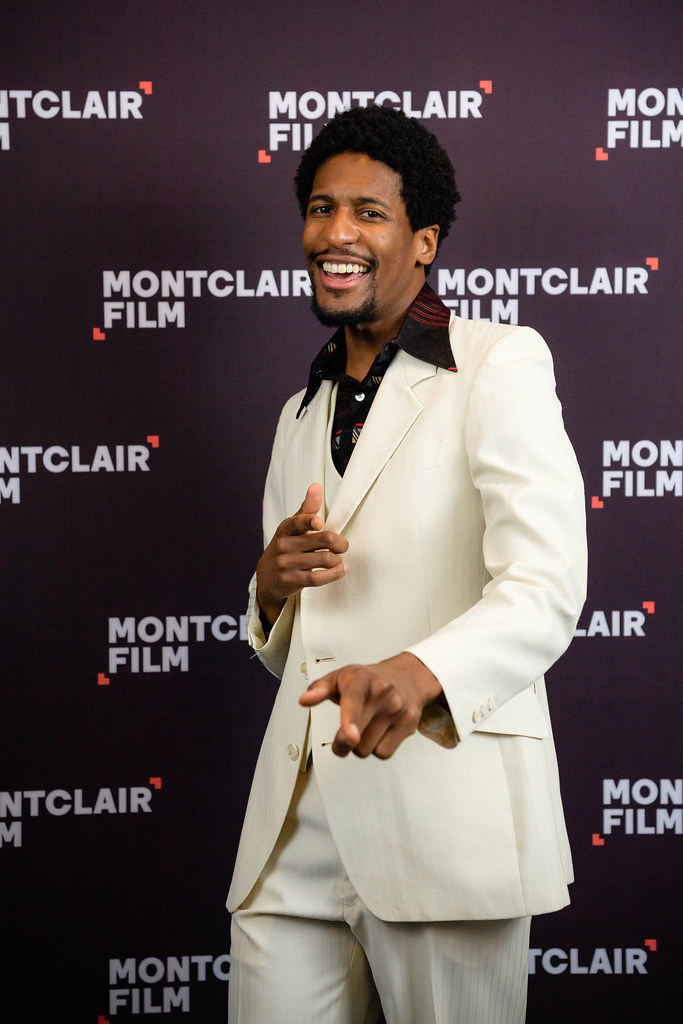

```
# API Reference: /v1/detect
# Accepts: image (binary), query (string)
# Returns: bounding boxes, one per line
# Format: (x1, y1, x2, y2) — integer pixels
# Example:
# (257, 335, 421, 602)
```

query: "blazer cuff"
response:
(247, 591, 295, 677)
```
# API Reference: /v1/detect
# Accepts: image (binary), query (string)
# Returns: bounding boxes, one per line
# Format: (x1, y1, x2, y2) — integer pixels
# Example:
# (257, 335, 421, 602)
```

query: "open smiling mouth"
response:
(315, 258, 373, 290)
(321, 260, 369, 275)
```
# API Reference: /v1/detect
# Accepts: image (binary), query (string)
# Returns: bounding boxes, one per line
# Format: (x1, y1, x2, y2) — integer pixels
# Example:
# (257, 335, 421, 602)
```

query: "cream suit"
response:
(227, 313, 587, 923)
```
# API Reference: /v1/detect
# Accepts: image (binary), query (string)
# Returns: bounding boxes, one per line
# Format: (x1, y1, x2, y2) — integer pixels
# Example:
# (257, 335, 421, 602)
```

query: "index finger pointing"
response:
(298, 674, 339, 708)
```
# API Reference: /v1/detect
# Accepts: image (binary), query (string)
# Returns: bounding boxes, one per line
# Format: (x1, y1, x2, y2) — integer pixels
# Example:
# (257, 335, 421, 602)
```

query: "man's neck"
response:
(343, 280, 425, 381)
(344, 328, 394, 382)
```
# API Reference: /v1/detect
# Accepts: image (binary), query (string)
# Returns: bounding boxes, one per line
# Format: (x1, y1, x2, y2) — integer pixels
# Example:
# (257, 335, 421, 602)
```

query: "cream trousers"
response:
(229, 763, 530, 1024)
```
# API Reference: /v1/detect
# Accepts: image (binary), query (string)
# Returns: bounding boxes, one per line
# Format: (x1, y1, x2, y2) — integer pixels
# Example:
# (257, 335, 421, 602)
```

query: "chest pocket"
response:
(379, 438, 447, 483)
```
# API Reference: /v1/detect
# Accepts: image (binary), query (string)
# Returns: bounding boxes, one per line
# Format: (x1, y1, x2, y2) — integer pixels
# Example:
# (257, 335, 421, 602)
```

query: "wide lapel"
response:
(325, 350, 438, 534)
(288, 380, 334, 515)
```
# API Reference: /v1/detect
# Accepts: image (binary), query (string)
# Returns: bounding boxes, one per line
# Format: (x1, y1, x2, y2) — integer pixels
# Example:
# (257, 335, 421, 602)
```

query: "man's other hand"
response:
(299, 652, 443, 759)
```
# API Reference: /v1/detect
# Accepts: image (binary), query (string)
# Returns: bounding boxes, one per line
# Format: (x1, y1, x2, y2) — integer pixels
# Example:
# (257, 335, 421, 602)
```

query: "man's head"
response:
(295, 106, 460, 334)
(295, 105, 460, 254)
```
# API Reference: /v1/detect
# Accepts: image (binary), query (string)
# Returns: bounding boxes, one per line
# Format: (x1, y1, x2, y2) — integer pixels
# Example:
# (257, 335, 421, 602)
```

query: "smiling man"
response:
(227, 105, 587, 1024)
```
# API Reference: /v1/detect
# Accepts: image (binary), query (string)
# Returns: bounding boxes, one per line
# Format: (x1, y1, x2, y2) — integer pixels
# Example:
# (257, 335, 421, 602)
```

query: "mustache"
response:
(307, 249, 378, 269)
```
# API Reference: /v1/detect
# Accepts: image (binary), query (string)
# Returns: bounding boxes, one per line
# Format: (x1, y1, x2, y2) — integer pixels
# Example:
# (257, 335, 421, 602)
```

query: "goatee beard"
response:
(310, 292, 377, 328)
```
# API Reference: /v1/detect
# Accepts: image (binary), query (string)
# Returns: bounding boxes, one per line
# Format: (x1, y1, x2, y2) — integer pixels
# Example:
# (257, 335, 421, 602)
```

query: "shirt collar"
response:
(296, 282, 456, 418)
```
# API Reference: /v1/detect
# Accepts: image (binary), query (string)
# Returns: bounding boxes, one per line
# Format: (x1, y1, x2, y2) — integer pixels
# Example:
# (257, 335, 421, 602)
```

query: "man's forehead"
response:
(310, 152, 403, 201)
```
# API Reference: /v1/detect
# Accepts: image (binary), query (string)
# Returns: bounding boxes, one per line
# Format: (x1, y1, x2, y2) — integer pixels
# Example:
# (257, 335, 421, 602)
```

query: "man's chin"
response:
(310, 294, 376, 328)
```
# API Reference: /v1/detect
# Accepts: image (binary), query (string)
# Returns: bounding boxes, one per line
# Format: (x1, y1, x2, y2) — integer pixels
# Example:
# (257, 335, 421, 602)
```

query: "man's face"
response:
(303, 152, 438, 336)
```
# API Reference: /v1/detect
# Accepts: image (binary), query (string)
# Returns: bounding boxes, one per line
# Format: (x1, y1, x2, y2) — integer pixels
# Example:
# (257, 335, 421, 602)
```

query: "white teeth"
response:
(322, 261, 367, 275)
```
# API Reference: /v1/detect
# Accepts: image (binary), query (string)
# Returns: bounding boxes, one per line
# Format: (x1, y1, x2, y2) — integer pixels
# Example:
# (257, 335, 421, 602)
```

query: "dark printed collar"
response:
(296, 282, 456, 418)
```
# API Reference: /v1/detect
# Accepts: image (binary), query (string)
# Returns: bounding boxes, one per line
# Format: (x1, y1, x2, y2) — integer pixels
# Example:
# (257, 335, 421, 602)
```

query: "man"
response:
(227, 105, 587, 1024)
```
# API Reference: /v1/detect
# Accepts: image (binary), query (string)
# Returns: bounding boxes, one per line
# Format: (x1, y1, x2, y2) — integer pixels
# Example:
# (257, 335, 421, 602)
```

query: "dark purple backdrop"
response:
(1, 2, 681, 1020)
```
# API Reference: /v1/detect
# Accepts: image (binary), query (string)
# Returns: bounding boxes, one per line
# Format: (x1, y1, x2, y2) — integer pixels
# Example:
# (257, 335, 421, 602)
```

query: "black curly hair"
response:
(294, 104, 460, 254)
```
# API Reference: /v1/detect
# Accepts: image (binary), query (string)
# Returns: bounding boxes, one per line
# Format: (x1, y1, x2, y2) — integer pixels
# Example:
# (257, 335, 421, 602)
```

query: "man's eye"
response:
(310, 204, 332, 215)
(361, 209, 384, 219)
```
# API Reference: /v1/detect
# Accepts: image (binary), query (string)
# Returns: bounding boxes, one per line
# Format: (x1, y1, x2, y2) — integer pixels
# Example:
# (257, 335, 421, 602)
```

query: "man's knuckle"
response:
(370, 676, 391, 698)
(386, 691, 405, 715)
(405, 706, 421, 729)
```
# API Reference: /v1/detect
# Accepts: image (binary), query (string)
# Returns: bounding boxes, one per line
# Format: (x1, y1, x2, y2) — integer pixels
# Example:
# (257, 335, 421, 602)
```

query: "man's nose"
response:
(323, 208, 359, 246)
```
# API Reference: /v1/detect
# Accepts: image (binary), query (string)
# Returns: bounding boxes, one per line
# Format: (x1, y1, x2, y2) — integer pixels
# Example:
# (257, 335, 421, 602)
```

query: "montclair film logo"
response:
(0, 779, 161, 849)
(573, 601, 654, 638)
(93, 260, 656, 337)
(0, 438, 158, 506)
(99, 614, 248, 683)
(592, 778, 682, 845)
(260, 85, 493, 160)
(105, 953, 230, 1017)
(528, 942, 657, 976)
(596, 87, 683, 159)
(0, 83, 151, 151)
(591, 439, 682, 508)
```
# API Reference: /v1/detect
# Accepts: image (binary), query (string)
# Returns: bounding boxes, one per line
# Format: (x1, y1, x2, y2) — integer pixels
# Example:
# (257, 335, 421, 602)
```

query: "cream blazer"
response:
(227, 315, 587, 922)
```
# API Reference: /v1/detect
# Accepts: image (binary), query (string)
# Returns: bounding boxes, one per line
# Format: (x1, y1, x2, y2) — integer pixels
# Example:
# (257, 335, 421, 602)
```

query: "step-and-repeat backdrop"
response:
(2, 2, 681, 1021)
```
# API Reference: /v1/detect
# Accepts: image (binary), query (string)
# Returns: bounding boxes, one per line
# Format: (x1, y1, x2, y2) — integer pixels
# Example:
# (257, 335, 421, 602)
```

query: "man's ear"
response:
(416, 224, 440, 267)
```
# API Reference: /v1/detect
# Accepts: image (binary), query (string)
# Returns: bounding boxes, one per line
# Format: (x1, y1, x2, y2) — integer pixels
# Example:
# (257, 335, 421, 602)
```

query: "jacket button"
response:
(300, 661, 308, 680)
(287, 744, 300, 761)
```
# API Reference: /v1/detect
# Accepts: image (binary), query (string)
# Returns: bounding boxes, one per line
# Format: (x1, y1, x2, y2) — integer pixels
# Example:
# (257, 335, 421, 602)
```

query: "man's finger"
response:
(298, 674, 339, 708)
(346, 713, 395, 759)
(334, 671, 379, 752)
(330, 722, 361, 758)
(276, 530, 349, 556)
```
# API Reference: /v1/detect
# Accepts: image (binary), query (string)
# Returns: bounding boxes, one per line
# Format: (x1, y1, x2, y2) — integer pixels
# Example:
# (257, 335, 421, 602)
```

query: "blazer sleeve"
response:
(245, 392, 304, 680)
(407, 324, 587, 744)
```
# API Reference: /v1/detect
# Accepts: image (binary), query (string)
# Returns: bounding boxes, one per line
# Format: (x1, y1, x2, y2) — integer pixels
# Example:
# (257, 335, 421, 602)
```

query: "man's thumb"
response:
(299, 482, 323, 516)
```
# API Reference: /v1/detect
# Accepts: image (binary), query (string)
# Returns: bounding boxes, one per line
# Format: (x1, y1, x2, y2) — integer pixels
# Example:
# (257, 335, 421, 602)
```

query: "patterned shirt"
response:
(296, 282, 457, 476)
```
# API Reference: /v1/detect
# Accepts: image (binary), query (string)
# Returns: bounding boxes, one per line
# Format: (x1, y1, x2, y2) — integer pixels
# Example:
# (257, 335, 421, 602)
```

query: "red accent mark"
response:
(591, 496, 604, 509)
(139, 82, 153, 95)
(645, 939, 657, 952)
(258, 150, 271, 163)
(595, 148, 609, 161)
(646, 257, 659, 271)
(479, 80, 493, 94)
(98, 1017, 110, 1024)
(149, 777, 162, 789)
(592, 833, 605, 846)
(146, 435, 159, 448)
(643, 601, 655, 614)
(93, 327, 106, 340)
(98, 673, 110, 686)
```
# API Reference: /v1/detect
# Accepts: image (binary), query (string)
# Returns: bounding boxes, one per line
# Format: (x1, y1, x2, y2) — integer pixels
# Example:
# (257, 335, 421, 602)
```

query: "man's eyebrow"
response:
(355, 195, 392, 210)
(308, 192, 393, 211)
